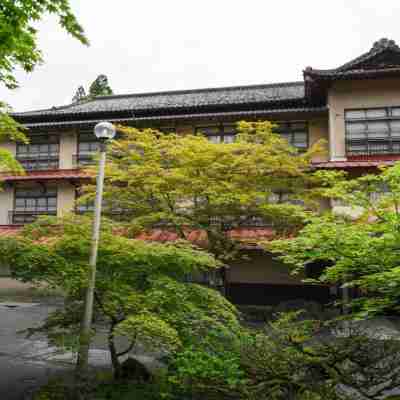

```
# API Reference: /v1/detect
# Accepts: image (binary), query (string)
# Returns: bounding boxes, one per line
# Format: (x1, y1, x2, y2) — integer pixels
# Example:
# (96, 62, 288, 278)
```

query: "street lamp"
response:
(76, 121, 116, 377)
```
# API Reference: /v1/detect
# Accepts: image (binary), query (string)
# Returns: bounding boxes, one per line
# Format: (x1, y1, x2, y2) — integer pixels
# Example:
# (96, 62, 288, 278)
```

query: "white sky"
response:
(2, 0, 400, 112)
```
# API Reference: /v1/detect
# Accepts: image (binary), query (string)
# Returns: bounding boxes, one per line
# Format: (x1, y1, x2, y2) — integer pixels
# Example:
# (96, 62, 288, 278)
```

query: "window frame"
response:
(195, 124, 237, 144)
(12, 186, 58, 224)
(274, 121, 309, 151)
(76, 131, 100, 166)
(16, 133, 60, 170)
(345, 106, 400, 156)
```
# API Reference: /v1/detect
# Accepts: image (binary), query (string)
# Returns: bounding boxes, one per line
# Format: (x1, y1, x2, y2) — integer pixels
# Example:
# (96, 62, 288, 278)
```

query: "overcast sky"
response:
(2, 0, 400, 112)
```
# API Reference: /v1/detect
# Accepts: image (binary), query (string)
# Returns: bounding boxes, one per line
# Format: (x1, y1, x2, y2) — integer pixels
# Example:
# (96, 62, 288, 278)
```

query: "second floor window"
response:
(16, 134, 59, 170)
(345, 107, 400, 156)
(275, 122, 308, 151)
(12, 187, 57, 224)
(195, 125, 236, 143)
(76, 132, 100, 166)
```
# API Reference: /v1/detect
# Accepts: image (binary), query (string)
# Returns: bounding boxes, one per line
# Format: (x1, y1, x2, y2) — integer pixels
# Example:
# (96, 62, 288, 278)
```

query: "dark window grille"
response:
(11, 187, 57, 224)
(160, 127, 176, 134)
(75, 132, 100, 166)
(345, 107, 400, 156)
(275, 122, 309, 151)
(16, 134, 59, 170)
(75, 193, 129, 220)
(195, 124, 237, 144)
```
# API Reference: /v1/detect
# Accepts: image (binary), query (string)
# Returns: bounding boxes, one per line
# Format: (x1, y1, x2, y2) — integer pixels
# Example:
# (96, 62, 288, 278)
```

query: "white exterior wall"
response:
(57, 182, 76, 217)
(59, 130, 77, 169)
(0, 186, 14, 225)
(328, 78, 400, 161)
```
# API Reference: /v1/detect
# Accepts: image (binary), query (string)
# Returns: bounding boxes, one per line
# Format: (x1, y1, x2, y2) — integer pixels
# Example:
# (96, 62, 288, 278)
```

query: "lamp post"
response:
(76, 121, 116, 377)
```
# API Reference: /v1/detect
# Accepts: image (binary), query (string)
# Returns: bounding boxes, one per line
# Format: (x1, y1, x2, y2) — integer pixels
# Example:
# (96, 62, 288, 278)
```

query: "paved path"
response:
(0, 301, 112, 400)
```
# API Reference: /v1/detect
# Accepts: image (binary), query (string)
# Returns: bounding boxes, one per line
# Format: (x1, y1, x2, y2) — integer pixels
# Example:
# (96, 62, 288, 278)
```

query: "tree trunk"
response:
(108, 327, 122, 379)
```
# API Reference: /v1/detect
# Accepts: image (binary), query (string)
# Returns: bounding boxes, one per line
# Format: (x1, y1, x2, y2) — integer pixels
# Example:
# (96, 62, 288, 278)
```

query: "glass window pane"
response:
(90, 143, 99, 152)
(15, 198, 25, 208)
(294, 142, 307, 149)
(345, 110, 365, 119)
(197, 126, 220, 135)
(293, 132, 307, 142)
(369, 142, 390, 153)
(47, 197, 57, 206)
(280, 133, 291, 142)
(223, 134, 236, 143)
(46, 188, 57, 196)
(366, 108, 387, 118)
(291, 122, 307, 130)
(276, 123, 289, 132)
(79, 143, 90, 152)
(348, 144, 367, 152)
(392, 107, 400, 116)
(392, 142, 400, 153)
(347, 122, 366, 133)
(223, 125, 236, 135)
(208, 135, 220, 144)
(368, 121, 389, 133)
(390, 121, 400, 136)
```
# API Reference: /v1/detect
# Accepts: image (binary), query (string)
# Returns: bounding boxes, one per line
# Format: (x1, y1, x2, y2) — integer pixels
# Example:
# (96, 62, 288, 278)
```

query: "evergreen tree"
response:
(88, 74, 113, 97)
(72, 86, 87, 103)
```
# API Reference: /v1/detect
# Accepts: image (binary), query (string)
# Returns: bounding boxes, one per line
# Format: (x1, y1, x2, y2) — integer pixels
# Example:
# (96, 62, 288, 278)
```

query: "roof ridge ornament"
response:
(372, 38, 399, 51)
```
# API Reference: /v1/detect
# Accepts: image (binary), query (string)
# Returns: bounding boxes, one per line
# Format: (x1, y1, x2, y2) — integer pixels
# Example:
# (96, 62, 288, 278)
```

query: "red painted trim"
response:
(0, 169, 92, 182)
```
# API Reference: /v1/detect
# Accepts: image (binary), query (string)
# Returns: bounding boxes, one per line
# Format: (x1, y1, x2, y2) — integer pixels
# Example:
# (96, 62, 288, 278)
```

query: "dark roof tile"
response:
(14, 82, 305, 118)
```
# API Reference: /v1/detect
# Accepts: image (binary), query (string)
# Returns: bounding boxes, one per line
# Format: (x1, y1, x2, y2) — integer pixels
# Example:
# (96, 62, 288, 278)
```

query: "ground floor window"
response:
(12, 186, 57, 224)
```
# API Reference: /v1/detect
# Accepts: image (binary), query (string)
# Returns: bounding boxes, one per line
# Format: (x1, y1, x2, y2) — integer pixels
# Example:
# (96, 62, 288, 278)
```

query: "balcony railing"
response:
(16, 156, 59, 171)
(346, 139, 400, 157)
(9, 210, 57, 225)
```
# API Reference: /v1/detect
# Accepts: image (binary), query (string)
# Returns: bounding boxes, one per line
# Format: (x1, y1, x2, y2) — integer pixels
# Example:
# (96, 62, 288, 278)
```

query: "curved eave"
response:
(304, 67, 400, 81)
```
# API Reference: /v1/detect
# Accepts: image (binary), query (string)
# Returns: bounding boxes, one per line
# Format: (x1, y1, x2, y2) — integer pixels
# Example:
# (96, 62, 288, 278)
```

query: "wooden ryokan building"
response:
(1, 38, 400, 306)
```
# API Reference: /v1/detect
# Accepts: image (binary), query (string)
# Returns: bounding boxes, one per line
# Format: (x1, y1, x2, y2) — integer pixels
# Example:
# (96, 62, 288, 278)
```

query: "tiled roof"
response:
(0, 226, 275, 246)
(305, 38, 400, 78)
(13, 82, 305, 119)
(23, 106, 327, 129)
(136, 227, 275, 245)
(0, 169, 92, 182)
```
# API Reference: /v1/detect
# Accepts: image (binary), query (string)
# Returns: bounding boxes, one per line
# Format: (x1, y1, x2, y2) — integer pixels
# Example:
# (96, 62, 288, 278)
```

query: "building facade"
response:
(1, 38, 400, 305)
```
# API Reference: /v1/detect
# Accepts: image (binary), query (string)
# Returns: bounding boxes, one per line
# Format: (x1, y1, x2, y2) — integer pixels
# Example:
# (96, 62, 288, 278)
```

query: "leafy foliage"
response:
(170, 312, 400, 400)
(0, 0, 88, 89)
(0, 0, 87, 177)
(81, 122, 327, 261)
(269, 163, 400, 316)
(88, 74, 113, 97)
(72, 85, 87, 103)
(71, 74, 113, 103)
(0, 214, 240, 378)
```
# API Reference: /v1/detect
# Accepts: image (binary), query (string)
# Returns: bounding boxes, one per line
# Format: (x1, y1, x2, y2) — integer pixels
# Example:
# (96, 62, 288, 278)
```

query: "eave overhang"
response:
(0, 169, 92, 183)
